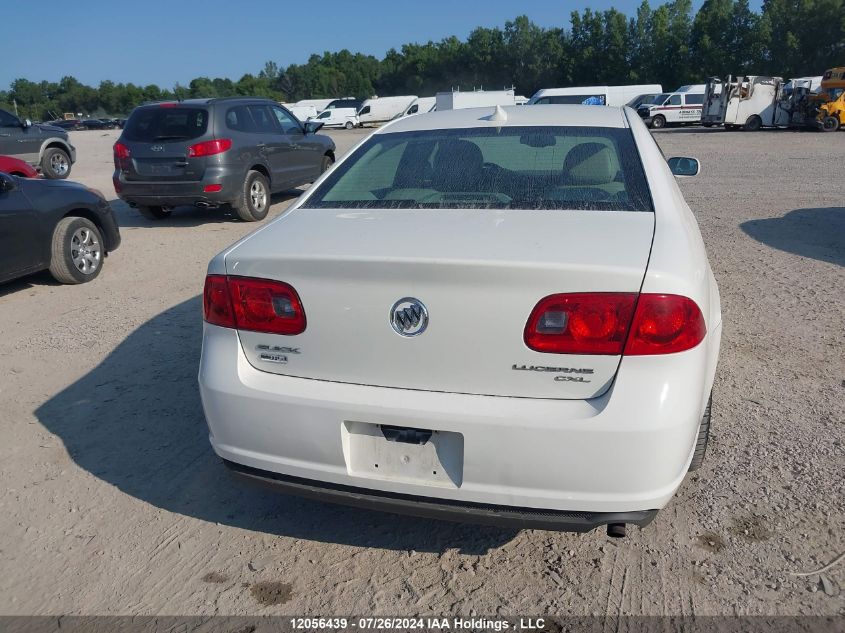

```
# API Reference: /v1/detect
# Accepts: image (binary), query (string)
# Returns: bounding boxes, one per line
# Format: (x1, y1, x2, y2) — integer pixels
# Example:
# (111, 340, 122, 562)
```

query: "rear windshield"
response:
(123, 107, 209, 142)
(303, 126, 653, 211)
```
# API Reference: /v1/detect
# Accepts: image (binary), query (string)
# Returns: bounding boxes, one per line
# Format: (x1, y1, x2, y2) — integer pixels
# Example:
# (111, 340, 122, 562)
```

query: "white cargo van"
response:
(636, 88, 706, 128)
(436, 89, 517, 110)
(357, 96, 418, 125)
(287, 105, 318, 122)
(308, 107, 359, 129)
(527, 84, 662, 107)
(399, 96, 437, 117)
(294, 98, 334, 111)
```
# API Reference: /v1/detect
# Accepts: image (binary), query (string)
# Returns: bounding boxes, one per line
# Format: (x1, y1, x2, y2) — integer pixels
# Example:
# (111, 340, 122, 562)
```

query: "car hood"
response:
(22, 177, 86, 192)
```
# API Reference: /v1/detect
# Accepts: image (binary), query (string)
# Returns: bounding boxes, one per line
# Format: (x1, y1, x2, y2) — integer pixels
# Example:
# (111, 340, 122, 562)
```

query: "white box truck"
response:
(436, 89, 517, 110)
(702, 76, 789, 130)
(527, 84, 662, 107)
(357, 96, 418, 125)
(294, 98, 334, 111)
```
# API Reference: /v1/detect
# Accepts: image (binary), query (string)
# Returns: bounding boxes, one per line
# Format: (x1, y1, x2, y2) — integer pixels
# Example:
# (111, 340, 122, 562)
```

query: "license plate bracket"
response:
(343, 421, 463, 488)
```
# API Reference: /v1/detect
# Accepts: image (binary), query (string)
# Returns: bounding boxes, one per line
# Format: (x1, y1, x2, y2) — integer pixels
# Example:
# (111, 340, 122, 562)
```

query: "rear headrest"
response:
(563, 142, 616, 184)
(432, 140, 484, 191)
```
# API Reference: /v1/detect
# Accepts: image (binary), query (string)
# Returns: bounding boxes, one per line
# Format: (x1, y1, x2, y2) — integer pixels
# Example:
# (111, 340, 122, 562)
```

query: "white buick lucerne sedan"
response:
(199, 105, 721, 537)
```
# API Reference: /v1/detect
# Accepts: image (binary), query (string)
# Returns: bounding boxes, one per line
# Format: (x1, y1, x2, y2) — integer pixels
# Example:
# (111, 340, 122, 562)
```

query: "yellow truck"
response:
(814, 67, 845, 131)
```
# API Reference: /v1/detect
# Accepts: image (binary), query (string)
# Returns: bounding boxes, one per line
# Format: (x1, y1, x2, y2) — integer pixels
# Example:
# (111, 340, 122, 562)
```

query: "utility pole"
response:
(13, 98, 18, 117)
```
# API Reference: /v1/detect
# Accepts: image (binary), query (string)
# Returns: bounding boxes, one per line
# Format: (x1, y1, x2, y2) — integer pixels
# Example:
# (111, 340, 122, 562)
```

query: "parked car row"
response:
(48, 118, 125, 131)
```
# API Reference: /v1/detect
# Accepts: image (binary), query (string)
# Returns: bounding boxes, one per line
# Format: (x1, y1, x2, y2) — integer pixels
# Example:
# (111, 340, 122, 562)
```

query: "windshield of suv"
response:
(303, 126, 653, 211)
(122, 107, 209, 142)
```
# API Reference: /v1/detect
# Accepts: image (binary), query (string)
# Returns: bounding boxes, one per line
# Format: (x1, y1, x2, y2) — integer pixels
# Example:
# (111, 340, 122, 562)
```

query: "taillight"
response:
(114, 142, 130, 160)
(203, 275, 235, 328)
(624, 294, 705, 355)
(524, 293, 637, 355)
(203, 275, 306, 335)
(524, 292, 705, 356)
(188, 139, 232, 158)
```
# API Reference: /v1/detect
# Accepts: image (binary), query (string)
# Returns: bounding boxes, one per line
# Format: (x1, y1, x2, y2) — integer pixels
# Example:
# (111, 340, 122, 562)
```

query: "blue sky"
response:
(1, 0, 758, 89)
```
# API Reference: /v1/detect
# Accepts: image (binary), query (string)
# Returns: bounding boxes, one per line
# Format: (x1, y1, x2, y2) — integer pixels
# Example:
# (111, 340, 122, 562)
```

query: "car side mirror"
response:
(668, 156, 700, 177)
(0, 173, 17, 192)
(23, 118, 32, 129)
(304, 120, 324, 134)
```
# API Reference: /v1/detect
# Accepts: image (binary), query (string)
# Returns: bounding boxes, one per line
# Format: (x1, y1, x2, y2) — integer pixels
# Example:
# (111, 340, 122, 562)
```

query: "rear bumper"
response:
(199, 324, 718, 521)
(114, 167, 243, 208)
(226, 460, 657, 532)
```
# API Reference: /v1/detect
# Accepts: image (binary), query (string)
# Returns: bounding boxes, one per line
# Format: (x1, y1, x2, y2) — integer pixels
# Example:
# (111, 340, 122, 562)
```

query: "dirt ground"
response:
(0, 125, 842, 617)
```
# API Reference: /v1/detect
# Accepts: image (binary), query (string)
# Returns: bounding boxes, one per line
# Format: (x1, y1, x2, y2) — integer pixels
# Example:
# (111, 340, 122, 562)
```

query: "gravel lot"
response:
(0, 125, 842, 617)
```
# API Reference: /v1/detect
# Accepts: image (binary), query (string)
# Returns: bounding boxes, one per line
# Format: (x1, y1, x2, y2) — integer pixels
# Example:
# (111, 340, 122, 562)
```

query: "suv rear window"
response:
(303, 126, 653, 212)
(123, 107, 209, 142)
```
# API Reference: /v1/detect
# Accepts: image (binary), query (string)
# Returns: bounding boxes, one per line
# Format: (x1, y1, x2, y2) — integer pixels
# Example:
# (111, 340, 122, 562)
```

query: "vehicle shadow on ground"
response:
(741, 207, 844, 267)
(111, 190, 303, 228)
(34, 297, 518, 554)
(0, 271, 62, 298)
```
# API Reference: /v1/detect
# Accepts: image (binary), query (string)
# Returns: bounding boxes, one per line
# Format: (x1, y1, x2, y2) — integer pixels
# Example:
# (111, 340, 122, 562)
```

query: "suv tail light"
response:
(203, 275, 306, 335)
(188, 139, 232, 158)
(113, 142, 130, 159)
(525, 293, 705, 356)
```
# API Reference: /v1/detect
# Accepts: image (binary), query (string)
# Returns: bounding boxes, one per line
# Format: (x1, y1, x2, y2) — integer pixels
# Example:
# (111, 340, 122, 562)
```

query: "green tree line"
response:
(2, 0, 842, 120)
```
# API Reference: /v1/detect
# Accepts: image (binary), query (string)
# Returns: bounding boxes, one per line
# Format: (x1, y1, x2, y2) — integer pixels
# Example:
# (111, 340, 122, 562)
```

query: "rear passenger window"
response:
(684, 93, 704, 105)
(247, 105, 277, 133)
(226, 106, 253, 132)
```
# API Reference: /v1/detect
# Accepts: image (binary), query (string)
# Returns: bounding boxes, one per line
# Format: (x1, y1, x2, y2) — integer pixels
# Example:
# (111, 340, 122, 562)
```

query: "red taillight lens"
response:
(203, 184, 223, 192)
(203, 275, 235, 328)
(524, 293, 637, 355)
(188, 139, 232, 158)
(524, 292, 705, 356)
(113, 142, 130, 159)
(624, 294, 705, 355)
(203, 275, 306, 335)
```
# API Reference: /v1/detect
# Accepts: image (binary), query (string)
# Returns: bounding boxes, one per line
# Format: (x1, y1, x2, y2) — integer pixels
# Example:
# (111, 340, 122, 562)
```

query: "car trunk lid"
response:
(225, 208, 654, 400)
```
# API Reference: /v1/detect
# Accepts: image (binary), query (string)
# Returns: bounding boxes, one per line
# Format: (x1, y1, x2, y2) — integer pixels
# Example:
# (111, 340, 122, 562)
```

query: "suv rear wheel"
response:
(136, 206, 172, 220)
(232, 170, 270, 222)
(41, 147, 71, 179)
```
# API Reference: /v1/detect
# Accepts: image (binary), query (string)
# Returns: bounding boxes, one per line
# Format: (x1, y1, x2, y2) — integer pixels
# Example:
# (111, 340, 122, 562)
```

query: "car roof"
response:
(378, 105, 628, 134)
(136, 97, 276, 108)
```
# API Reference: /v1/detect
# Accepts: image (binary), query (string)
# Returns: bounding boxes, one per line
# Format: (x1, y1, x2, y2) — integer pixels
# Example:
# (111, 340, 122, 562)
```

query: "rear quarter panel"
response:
(627, 110, 722, 413)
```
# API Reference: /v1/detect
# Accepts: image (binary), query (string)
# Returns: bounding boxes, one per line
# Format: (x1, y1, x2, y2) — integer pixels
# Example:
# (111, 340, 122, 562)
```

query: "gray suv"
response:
(0, 108, 77, 179)
(113, 98, 336, 222)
